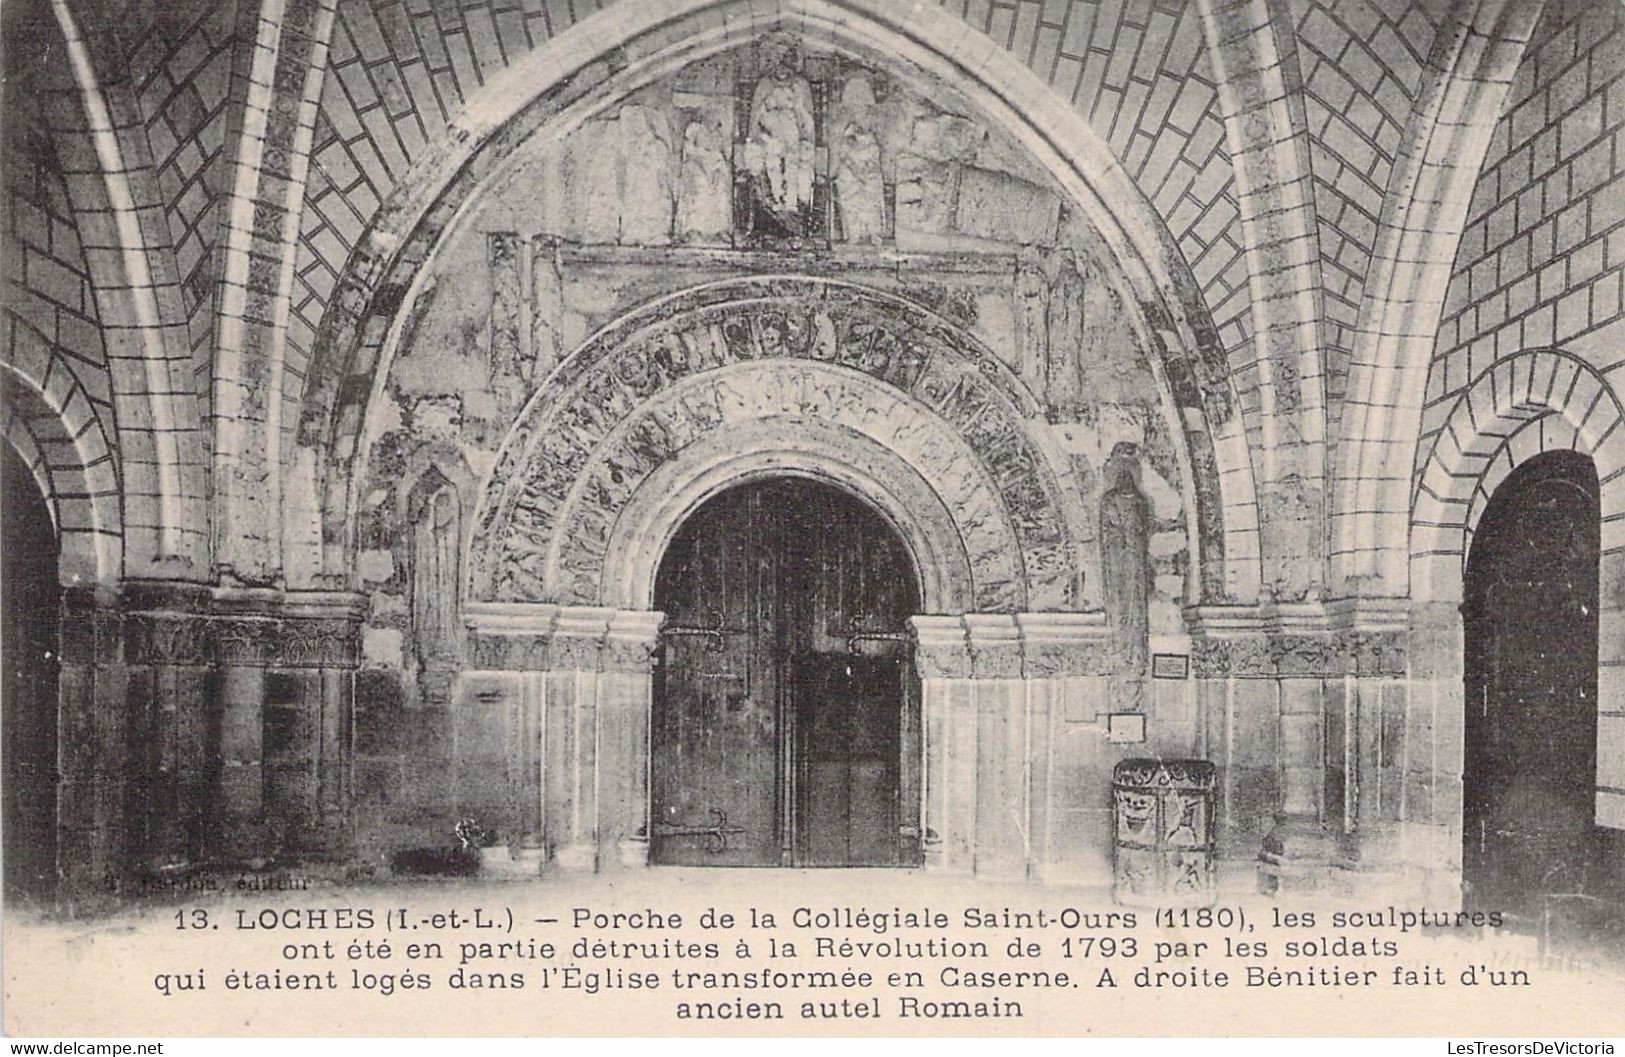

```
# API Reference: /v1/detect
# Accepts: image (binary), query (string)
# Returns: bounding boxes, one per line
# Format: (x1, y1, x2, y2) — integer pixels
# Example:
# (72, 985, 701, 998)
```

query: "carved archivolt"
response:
(470, 278, 1080, 613)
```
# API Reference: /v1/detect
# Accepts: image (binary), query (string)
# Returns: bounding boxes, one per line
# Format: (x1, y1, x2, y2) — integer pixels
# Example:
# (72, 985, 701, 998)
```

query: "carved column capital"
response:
(464, 601, 558, 668)
(909, 615, 971, 678)
(550, 605, 615, 670)
(912, 611, 1119, 679)
(604, 610, 665, 673)
(964, 614, 1023, 678)
(464, 603, 663, 672)
(1014, 611, 1113, 677)
(1183, 603, 1407, 678)
(107, 585, 365, 668)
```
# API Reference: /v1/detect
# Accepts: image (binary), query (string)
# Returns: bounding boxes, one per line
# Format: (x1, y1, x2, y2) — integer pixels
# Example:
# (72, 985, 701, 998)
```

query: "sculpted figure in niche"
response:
(1013, 244, 1048, 392)
(834, 76, 885, 244)
(617, 104, 676, 244)
(531, 237, 565, 381)
(1100, 443, 1151, 710)
(411, 474, 462, 673)
(743, 37, 816, 234)
(1045, 247, 1087, 416)
(676, 116, 732, 243)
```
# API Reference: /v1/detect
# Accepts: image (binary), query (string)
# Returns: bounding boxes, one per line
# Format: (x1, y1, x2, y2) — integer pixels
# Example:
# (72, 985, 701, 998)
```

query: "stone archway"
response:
(603, 418, 975, 616)
(1389, 348, 1625, 901)
(1462, 451, 1602, 918)
(468, 277, 1083, 614)
(459, 279, 1129, 878)
(301, 0, 1250, 606)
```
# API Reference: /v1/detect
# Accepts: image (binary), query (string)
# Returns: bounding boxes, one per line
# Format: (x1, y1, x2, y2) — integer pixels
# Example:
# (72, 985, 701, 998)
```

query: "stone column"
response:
(546, 607, 612, 872)
(56, 585, 127, 901)
(1358, 598, 1455, 903)
(910, 616, 972, 871)
(1189, 606, 1276, 864)
(119, 582, 213, 876)
(1190, 601, 1413, 897)
(277, 591, 367, 856)
(209, 588, 365, 862)
(1261, 672, 1335, 892)
(966, 614, 1028, 881)
(602, 610, 663, 867)
(1335, 599, 1413, 895)
(1190, 604, 1338, 895)
(466, 603, 554, 873)
(1259, 605, 1339, 897)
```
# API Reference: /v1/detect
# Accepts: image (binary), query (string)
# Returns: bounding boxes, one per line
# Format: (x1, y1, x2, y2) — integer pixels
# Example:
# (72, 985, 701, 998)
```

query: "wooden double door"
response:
(651, 478, 921, 867)
(1462, 451, 1601, 919)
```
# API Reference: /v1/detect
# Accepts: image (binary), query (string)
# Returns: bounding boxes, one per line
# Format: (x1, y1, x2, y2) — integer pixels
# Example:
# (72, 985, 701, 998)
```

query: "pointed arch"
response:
(44, 0, 210, 577)
(291, 0, 1261, 605)
(1332, 0, 1546, 596)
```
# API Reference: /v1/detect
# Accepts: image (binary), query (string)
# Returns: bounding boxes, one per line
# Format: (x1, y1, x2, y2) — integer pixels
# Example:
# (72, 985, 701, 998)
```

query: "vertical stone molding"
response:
(1187, 600, 1408, 895)
(463, 604, 665, 875)
(965, 615, 1026, 880)
(910, 612, 1114, 880)
(49, 585, 366, 897)
(910, 615, 971, 871)
(55, 585, 127, 900)
(604, 610, 664, 867)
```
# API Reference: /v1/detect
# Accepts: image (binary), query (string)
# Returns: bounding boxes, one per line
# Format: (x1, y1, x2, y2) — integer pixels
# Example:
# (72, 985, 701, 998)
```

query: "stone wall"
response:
(1407, 0, 1625, 891)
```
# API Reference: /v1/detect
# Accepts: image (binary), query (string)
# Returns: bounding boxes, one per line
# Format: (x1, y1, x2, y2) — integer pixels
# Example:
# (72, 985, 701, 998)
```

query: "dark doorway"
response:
(3, 444, 61, 901)
(651, 477, 921, 867)
(1463, 451, 1600, 921)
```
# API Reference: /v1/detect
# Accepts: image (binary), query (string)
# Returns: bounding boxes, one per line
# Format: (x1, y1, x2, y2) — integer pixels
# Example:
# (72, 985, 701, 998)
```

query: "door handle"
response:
(661, 609, 729, 652)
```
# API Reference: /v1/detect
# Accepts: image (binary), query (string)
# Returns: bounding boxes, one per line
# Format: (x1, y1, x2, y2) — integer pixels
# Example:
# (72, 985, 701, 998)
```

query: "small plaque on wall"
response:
(1152, 653, 1189, 679)
(1106, 713, 1146, 744)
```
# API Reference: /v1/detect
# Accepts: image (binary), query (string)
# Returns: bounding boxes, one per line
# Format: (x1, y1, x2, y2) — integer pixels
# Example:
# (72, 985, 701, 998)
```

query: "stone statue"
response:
(1013, 244, 1048, 392)
(742, 37, 816, 232)
(1045, 247, 1087, 415)
(1100, 443, 1150, 710)
(617, 104, 675, 245)
(676, 116, 732, 244)
(834, 119, 885, 243)
(833, 76, 884, 244)
(412, 478, 461, 670)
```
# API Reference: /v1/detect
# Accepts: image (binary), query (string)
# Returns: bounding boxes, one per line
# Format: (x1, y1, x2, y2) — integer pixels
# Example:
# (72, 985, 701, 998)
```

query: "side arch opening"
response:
(2, 443, 61, 902)
(1462, 450, 1602, 918)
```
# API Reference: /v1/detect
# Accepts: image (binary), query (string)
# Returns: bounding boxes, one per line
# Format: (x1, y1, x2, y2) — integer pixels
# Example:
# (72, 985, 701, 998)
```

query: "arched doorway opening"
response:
(3, 444, 61, 901)
(1462, 450, 1600, 919)
(651, 476, 922, 867)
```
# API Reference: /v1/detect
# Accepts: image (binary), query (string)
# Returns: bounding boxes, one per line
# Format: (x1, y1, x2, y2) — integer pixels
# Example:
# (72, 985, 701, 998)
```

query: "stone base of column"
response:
(1325, 824, 1409, 897)
(973, 858, 1031, 883)
(553, 842, 598, 872)
(481, 845, 545, 878)
(616, 837, 650, 868)
(1258, 814, 1336, 896)
(923, 840, 946, 870)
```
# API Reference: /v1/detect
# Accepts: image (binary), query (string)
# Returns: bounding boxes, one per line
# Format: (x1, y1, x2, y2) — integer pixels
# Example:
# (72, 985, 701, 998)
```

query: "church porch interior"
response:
(1, 0, 1623, 924)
